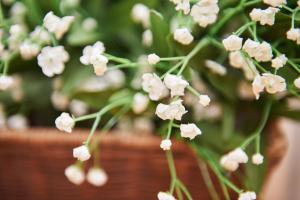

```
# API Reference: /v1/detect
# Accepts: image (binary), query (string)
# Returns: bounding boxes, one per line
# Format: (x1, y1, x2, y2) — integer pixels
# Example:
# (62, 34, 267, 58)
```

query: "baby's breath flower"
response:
(147, 53, 160, 65)
(43, 11, 75, 39)
(252, 75, 265, 100)
(157, 191, 176, 200)
(87, 167, 108, 187)
(190, 0, 219, 27)
(271, 54, 287, 69)
(55, 112, 74, 133)
(243, 40, 273, 62)
(7, 114, 28, 130)
(294, 76, 300, 89)
(228, 148, 249, 163)
(238, 81, 256, 100)
(142, 29, 153, 47)
(30, 26, 51, 44)
(205, 60, 227, 75)
(164, 74, 189, 97)
(70, 99, 88, 117)
(51, 91, 69, 110)
(80, 42, 108, 76)
(160, 139, 172, 151)
(0, 75, 14, 90)
(199, 94, 211, 107)
(64, 165, 85, 185)
(142, 73, 169, 101)
(249, 7, 279, 26)
(73, 145, 91, 161)
(38, 46, 69, 77)
(298, 0, 300, 7)
(131, 3, 150, 28)
(220, 155, 239, 172)
(175, 0, 190, 15)
(238, 191, 257, 200)
(82, 17, 98, 32)
(180, 123, 202, 140)
(173, 28, 194, 45)
(286, 28, 300, 44)
(156, 100, 187, 121)
(263, 0, 286, 7)
(261, 73, 286, 94)
(132, 93, 149, 114)
(229, 51, 247, 69)
(19, 40, 40, 60)
(242, 39, 260, 58)
(222, 35, 243, 51)
(252, 153, 264, 165)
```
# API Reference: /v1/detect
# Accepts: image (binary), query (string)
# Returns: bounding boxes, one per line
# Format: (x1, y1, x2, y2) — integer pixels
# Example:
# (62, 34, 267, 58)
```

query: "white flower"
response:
(38, 46, 69, 77)
(173, 28, 194, 45)
(30, 26, 51, 44)
(19, 40, 40, 60)
(142, 73, 169, 101)
(64, 165, 85, 185)
(261, 73, 286, 94)
(252, 75, 265, 99)
(55, 112, 74, 133)
(190, 0, 219, 27)
(228, 148, 248, 163)
(238, 191, 257, 200)
(132, 93, 149, 114)
(7, 114, 28, 130)
(0, 75, 14, 90)
(298, 0, 300, 8)
(271, 54, 287, 69)
(249, 7, 279, 26)
(180, 123, 202, 140)
(51, 91, 69, 110)
(147, 53, 160, 65)
(252, 153, 264, 165)
(164, 74, 189, 97)
(254, 41, 273, 62)
(243, 40, 273, 62)
(242, 39, 260, 58)
(263, 0, 286, 7)
(238, 81, 256, 100)
(229, 51, 246, 69)
(87, 168, 108, 187)
(80, 42, 108, 76)
(131, 3, 150, 28)
(175, 0, 190, 15)
(222, 35, 243, 51)
(286, 28, 300, 44)
(220, 155, 239, 172)
(160, 139, 172, 151)
(10, 2, 26, 17)
(142, 29, 153, 47)
(294, 76, 300, 89)
(43, 11, 75, 39)
(157, 191, 176, 200)
(70, 100, 88, 117)
(156, 100, 187, 121)
(73, 145, 91, 161)
(82, 17, 98, 32)
(205, 60, 227, 75)
(199, 95, 211, 107)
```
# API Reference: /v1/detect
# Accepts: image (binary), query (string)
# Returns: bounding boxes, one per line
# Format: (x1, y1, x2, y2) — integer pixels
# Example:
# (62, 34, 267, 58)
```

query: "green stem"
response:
(108, 63, 138, 71)
(166, 151, 177, 194)
(291, 8, 300, 28)
(160, 56, 185, 61)
(187, 85, 200, 97)
(241, 100, 272, 149)
(84, 97, 131, 145)
(166, 120, 174, 139)
(74, 113, 98, 122)
(160, 60, 183, 79)
(104, 53, 131, 64)
(177, 38, 210, 75)
(176, 180, 193, 200)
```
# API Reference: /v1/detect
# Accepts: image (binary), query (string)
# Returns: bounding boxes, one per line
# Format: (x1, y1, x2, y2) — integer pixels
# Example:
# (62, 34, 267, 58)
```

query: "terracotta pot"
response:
(0, 122, 286, 200)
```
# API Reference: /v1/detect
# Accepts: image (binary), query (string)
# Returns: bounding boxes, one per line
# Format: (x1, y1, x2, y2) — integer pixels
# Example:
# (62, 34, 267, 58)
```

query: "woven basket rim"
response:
(0, 127, 189, 151)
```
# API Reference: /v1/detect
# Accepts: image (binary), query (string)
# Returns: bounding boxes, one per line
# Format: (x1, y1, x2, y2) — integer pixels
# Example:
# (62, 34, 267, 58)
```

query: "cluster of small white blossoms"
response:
(250, 7, 279, 26)
(80, 41, 108, 76)
(220, 148, 264, 172)
(222, 35, 288, 99)
(64, 165, 108, 187)
(142, 54, 209, 151)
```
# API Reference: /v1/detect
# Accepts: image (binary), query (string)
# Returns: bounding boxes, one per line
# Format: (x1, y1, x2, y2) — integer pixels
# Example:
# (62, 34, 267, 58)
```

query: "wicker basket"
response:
(0, 124, 286, 200)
